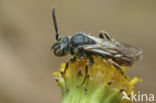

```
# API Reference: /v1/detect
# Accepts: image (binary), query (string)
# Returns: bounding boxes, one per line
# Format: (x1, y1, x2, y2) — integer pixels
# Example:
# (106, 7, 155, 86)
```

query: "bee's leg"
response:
(107, 59, 124, 74)
(120, 56, 133, 66)
(62, 56, 77, 75)
(79, 63, 89, 86)
(99, 31, 114, 41)
(79, 58, 94, 86)
(70, 56, 76, 63)
(88, 57, 94, 66)
(60, 62, 69, 76)
(70, 47, 75, 55)
(106, 59, 129, 79)
(99, 31, 105, 39)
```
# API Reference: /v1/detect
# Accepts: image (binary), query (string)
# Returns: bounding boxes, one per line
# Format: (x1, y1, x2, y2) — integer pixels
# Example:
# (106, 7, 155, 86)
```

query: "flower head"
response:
(53, 57, 142, 103)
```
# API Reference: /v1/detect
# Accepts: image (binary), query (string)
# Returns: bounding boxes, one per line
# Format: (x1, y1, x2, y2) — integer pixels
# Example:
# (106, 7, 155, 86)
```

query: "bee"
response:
(51, 8, 142, 84)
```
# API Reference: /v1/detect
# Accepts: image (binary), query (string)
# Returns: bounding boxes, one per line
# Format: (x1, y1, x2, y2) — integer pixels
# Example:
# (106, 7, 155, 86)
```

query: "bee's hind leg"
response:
(106, 59, 129, 79)
(107, 59, 124, 74)
(99, 31, 114, 41)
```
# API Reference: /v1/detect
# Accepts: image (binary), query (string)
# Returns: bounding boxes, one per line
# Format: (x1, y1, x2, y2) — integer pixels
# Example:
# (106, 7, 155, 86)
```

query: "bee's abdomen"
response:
(70, 32, 96, 48)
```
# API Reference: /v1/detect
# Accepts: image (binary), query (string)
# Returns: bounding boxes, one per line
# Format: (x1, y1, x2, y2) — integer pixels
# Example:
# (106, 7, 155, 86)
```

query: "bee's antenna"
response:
(52, 8, 59, 41)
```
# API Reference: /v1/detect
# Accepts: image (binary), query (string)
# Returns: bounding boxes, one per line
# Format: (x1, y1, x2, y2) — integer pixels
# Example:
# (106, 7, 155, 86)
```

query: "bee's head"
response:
(51, 8, 70, 56)
(51, 36, 70, 56)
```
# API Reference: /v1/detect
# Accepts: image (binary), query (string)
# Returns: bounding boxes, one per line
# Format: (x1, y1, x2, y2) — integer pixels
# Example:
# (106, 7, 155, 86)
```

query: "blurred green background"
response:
(0, 0, 156, 103)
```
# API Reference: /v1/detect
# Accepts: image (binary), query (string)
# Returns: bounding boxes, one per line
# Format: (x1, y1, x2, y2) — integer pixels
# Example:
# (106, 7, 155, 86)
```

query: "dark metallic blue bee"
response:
(51, 8, 142, 84)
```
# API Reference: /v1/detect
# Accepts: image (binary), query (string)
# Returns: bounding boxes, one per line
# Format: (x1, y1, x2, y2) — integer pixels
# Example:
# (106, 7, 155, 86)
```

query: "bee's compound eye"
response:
(51, 43, 59, 50)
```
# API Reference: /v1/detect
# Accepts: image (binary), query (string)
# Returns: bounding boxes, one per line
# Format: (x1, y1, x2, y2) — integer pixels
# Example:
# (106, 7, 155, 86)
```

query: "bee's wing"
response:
(79, 44, 115, 56)
(113, 42, 143, 61)
(84, 35, 142, 61)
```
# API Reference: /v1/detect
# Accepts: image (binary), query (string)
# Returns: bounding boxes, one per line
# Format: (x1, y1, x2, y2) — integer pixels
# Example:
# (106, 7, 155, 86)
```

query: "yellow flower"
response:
(53, 57, 142, 103)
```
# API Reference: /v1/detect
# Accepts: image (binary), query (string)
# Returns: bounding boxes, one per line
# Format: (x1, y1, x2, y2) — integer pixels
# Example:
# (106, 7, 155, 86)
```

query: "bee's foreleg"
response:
(60, 62, 69, 76)
(61, 56, 77, 76)
(99, 31, 114, 41)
